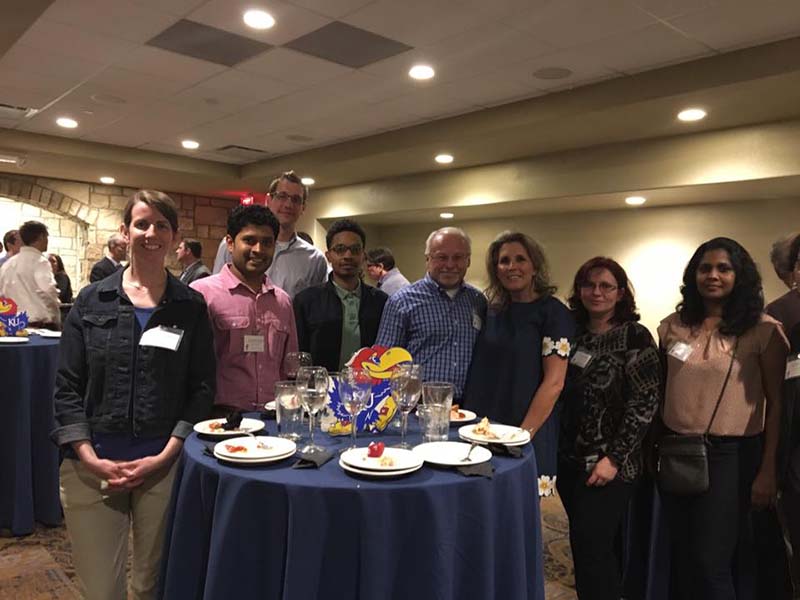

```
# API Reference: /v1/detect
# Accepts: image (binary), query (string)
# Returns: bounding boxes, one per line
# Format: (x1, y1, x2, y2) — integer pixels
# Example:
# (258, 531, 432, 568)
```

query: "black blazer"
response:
(89, 256, 121, 283)
(293, 278, 388, 372)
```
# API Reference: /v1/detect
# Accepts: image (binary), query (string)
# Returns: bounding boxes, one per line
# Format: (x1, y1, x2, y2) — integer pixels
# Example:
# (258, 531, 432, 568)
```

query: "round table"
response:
(160, 419, 544, 600)
(0, 336, 62, 535)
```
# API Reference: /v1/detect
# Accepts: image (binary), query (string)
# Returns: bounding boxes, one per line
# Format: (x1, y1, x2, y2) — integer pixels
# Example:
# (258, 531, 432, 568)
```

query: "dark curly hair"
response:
(227, 204, 279, 240)
(677, 237, 763, 336)
(325, 218, 366, 248)
(568, 257, 640, 327)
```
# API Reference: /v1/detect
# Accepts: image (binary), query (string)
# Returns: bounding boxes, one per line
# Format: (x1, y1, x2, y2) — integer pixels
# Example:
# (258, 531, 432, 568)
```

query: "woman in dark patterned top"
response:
(557, 257, 661, 600)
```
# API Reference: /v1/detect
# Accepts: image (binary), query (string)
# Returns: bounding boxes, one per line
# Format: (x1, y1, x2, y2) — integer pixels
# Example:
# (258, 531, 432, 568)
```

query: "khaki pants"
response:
(59, 458, 178, 600)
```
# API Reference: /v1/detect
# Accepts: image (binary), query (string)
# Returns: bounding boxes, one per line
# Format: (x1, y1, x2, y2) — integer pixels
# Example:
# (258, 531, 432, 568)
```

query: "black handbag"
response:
(656, 339, 738, 496)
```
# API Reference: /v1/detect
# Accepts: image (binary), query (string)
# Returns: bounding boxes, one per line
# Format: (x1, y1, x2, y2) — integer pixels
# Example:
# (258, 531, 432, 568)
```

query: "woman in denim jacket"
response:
(51, 190, 215, 600)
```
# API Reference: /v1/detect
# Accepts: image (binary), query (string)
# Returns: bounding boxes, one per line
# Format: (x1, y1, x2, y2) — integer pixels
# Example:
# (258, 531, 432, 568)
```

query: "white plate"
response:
(35, 330, 61, 338)
(413, 441, 492, 466)
(264, 401, 276, 411)
(214, 447, 295, 465)
(340, 446, 423, 472)
(214, 436, 296, 460)
(458, 423, 531, 446)
(338, 458, 422, 478)
(194, 417, 266, 436)
(450, 409, 477, 423)
(0, 336, 29, 343)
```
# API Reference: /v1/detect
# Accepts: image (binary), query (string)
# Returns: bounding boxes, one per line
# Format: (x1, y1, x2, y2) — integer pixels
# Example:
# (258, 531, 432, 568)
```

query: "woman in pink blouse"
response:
(658, 237, 788, 600)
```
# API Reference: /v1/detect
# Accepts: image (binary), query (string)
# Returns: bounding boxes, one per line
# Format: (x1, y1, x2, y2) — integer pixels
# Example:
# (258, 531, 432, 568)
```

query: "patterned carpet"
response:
(0, 496, 577, 599)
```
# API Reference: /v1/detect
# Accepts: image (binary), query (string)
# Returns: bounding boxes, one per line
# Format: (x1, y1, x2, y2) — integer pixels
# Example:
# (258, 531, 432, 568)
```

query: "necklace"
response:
(123, 279, 144, 290)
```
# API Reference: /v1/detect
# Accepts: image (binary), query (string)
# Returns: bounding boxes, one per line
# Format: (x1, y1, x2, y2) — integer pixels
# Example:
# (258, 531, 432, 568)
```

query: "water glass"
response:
(285, 351, 312, 380)
(391, 364, 422, 449)
(421, 382, 453, 442)
(275, 380, 303, 441)
(340, 367, 372, 450)
(296, 366, 328, 455)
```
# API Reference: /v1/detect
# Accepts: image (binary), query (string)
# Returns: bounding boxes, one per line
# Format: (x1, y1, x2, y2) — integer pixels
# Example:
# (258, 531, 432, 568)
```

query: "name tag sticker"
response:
(244, 335, 265, 353)
(472, 312, 483, 331)
(668, 341, 694, 362)
(571, 350, 593, 369)
(786, 356, 800, 380)
(139, 325, 183, 352)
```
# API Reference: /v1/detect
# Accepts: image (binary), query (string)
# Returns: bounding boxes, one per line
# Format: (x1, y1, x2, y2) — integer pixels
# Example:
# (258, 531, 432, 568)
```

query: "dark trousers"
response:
(782, 484, 800, 595)
(557, 459, 634, 600)
(661, 436, 761, 600)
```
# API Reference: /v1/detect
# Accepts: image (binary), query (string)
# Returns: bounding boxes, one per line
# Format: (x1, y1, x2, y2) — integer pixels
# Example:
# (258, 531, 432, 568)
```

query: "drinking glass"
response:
(275, 380, 303, 441)
(296, 366, 328, 455)
(421, 382, 453, 442)
(391, 364, 422, 449)
(285, 352, 312, 380)
(340, 367, 372, 450)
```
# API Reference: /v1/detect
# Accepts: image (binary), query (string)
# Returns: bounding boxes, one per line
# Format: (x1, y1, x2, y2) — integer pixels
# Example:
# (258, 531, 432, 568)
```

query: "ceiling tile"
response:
(0, 86, 58, 110)
(569, 23, 712, 74)
(285, 21, 411, 68)
(668, 0, 800, 51)
(501, 0, 658, 50)
(285, 0, 375, 20)
(630, 0, 718, 20)
(432, 72, 542, 109)
(86, 67, 194, 101)
(187, 0, 331, 46)
(0, 67, 75, 99)
(42, 0, 179, 43)
(137, 142, 249, 163)
(173, 70, 296, 113)
(375, 85, 481, 120)
(494, 47, 621, 91)
(14, 18, 139, 64)
(236, 47, 353, 87)
(0, 44, 107, 89)
(343, 0, 496, 47)
(114, 45, 227, 85)
(129, 0, 209, 18)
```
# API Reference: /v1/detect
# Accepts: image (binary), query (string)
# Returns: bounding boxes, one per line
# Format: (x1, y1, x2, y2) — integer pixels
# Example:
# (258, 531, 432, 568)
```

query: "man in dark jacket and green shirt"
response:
(293, 219, 388, 371)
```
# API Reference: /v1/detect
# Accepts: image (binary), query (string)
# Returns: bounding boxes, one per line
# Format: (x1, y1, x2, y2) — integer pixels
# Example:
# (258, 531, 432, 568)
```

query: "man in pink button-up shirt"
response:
(192, 205, 298, 413)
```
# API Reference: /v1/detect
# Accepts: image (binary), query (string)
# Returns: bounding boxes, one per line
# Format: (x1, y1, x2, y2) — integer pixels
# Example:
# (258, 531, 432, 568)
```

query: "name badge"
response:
(668, 341, 693, 362)
(139, 325, 183, 352)
(570, 350, 593, 369)
(786, 356, 800, 380)
(472, 312, 483, 331)
(244, 334, 265, 353)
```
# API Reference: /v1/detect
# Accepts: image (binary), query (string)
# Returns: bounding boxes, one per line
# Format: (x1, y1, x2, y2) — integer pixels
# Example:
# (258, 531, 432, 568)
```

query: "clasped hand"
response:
(87, 455, 168, 492)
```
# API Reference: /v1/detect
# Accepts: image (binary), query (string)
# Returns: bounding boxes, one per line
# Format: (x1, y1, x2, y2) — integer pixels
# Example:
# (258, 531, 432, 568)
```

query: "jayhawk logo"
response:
(0, 296, 28, 337)
(327, 345, 413, 436)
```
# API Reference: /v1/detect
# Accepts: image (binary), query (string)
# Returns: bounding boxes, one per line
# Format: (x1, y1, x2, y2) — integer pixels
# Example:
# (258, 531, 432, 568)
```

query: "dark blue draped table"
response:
(160, 419, 544, 600)
(0, 336, 62, 535)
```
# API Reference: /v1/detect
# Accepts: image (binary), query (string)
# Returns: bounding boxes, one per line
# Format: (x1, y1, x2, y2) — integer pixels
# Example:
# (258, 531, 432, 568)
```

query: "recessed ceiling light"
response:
(243, 9, 275, 29)
(440, 212, 454, 219)
(99, 176, 115, 185)
(625, 196, 646, 206)
(56, 117, 78, 129)
(533, 67, 573, 80)
(301, 177, 315, 186)
(677, 108, 706, 122)
(181, 139, 200, 150)
(409, 64, 435, 80)
(435, 154, 453, 164)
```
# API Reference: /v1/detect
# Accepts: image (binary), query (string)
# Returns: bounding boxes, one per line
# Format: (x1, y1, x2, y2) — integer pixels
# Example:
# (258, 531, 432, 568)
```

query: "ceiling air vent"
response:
(0, 103, 38, 120)
(215, 145, 269, 161)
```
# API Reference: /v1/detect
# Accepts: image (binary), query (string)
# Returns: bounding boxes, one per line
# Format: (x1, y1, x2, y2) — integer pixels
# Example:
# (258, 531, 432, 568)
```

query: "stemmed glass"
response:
(391, 364, 422, 449)
(340, 367, 372, 451)
(296, 366, 328, 455)
(285, 352, 312, 380)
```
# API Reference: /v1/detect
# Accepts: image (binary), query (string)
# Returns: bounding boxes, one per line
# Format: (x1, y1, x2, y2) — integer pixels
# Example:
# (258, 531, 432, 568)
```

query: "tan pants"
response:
(59, 458, 178, 600)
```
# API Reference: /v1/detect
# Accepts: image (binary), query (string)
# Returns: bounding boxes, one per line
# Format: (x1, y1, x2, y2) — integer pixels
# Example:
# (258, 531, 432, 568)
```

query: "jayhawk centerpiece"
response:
(0, 296, 29, 337)
(327, 345, 412, 436)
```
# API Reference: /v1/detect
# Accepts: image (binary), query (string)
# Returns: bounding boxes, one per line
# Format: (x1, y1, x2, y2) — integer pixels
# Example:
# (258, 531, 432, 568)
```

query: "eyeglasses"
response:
(579, 282, 619, 294)
(428, 253, 469, 264)
(272, 191, 304, 206)
(330, 244, 363, 256)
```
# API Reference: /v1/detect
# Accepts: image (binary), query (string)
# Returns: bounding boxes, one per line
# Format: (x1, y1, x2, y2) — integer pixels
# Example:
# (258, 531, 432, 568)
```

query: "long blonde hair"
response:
(484, 231, 556, 310)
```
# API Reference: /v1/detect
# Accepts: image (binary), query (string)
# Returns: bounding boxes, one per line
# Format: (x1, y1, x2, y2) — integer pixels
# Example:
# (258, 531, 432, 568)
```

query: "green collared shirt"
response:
(333, 280, 361, 370)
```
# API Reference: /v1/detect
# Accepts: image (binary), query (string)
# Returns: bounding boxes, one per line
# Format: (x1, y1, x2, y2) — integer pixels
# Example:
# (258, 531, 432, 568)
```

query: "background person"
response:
(51, 190, 215, 600)
(48, 253, 73, 304)
(658, 237, 787, 600)
(176, 238, 211, 284)
(89, 233, 127, 283)
(464, 231, 574, 497)
(558, 257, 660, 600)
(0, 229, 21, 268)
(366, 247, 410, 296)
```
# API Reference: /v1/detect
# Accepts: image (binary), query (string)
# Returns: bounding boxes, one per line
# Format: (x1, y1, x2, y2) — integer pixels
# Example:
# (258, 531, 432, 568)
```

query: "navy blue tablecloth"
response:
(0, 336, 62, 535)
(160, 419, 544, 600)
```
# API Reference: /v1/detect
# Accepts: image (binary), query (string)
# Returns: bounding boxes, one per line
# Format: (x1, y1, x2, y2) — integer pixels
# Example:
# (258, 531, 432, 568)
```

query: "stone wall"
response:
(0, 174, 237, 290)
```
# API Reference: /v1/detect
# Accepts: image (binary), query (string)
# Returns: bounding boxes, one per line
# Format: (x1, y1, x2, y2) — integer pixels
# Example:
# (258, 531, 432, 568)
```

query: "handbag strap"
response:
(704, 337, 739, 436)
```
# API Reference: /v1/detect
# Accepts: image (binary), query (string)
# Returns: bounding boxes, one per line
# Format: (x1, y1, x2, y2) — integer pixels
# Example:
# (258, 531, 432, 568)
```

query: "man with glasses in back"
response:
(212, 171, 327, 298)
(293, 219, 388, 372)
(375, 227, 486, 401)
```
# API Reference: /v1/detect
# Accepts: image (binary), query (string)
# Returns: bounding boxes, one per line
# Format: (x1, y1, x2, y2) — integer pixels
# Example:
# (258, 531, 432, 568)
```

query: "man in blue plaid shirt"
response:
(375, 227, 487, 399)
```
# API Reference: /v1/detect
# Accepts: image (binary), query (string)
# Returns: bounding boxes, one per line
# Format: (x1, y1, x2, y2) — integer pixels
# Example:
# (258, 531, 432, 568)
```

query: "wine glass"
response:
(285, 351, 312, 380)
(296, 366, 328, 455)
(340, 367, 372, 451)
(391, 364, 422, 449)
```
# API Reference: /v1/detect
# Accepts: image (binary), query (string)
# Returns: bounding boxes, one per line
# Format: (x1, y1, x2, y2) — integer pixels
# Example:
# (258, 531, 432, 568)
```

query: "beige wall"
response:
(371, 197, 798, 336)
